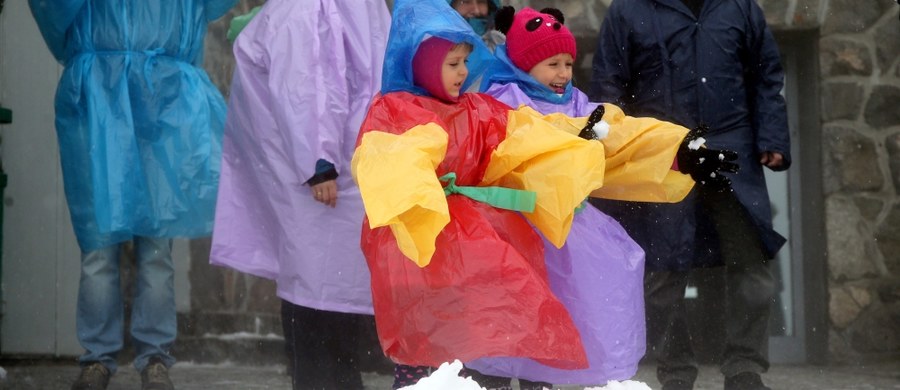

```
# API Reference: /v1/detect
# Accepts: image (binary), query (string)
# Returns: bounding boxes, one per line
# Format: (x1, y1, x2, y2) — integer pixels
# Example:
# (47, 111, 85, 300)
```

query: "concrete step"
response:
(173, 311, 393, 373)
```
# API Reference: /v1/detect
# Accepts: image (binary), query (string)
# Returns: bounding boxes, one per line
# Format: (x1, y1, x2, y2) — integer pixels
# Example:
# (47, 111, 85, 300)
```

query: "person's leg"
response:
(518, 378, 552, 390)
(466, 369, 513, 390)
(701, 189, 774, 383)
(281, 300, 296, 379)
(77, 243, 125, 374)
(645, 269, 698, 388)
(130, 237, 176, 372)
(330, 310, 365, 389)
(284, 302, 364, 390)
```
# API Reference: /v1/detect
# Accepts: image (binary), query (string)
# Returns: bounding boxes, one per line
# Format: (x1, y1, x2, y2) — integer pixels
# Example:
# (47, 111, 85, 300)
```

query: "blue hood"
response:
(382, 0, 494, 97)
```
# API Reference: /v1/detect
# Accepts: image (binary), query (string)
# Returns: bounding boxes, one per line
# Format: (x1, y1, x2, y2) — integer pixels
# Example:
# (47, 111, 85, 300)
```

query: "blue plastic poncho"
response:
(381, 0, 494, 97)
(29, 0, 234, 251)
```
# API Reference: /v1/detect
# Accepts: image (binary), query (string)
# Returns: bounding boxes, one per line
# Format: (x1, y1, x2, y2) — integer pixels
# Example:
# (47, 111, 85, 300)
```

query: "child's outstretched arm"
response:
(480, 106, 605, 248)
(351, 123, 450, 267)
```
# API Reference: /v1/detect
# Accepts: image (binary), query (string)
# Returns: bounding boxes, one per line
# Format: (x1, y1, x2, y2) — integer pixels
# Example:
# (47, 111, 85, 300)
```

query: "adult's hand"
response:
(760, 151, 785, 170)
(311, 180, 338, 208)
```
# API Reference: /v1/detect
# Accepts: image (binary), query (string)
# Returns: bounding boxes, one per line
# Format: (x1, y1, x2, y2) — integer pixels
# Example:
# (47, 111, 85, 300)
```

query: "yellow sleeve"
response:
(481, 106, 606, 248)
(537, 104, 694, 202)
(351, 123, 450, 267)
(590, 103, 694, 203)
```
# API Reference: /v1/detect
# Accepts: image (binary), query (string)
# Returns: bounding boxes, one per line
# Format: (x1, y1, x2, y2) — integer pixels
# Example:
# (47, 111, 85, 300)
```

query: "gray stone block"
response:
(822, 81, 864, 122)
(825, 196, 880, 281)
(822, 0, 887, 35)
(864, 85, 900, 129)
(823, 126, 883, 193)
(820, 37, 873, 77)
(887, 133, 900, 192)
(874, 20, 900, 72)
(875, 202, 900, 274)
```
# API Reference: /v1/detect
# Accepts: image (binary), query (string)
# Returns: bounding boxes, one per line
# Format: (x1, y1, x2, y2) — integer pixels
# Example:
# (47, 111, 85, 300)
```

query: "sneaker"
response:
(71, 362, 110, 390)
(141, 357, 174, 390)
(661, 379, 694, 390)
(724, 372, 771, 390)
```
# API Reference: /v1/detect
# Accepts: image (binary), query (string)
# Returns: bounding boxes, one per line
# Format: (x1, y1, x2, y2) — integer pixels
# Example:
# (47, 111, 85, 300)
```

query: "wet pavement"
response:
(0, 359, 898, 390)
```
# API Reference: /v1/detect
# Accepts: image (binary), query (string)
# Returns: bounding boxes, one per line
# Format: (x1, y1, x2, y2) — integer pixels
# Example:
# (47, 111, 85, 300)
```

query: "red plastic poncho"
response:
(352, 91, 594, 369)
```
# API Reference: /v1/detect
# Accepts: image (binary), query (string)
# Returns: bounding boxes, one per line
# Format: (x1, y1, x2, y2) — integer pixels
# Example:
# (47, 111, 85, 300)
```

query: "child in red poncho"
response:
(350, 0, 611, 388)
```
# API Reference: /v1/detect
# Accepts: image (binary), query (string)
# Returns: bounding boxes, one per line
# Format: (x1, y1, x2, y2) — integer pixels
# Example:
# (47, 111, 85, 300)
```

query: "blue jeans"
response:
(76, 237, 176, 373)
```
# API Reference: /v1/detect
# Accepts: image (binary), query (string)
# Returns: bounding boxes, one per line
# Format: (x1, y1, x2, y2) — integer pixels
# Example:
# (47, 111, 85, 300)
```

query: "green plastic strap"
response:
(227, 6, 263, 43)
(439, 172, 536, 213)
(574, 200, 588, 214)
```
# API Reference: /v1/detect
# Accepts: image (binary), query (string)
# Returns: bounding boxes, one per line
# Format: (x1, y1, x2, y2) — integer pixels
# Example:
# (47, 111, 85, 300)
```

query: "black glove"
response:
(676, 125, 739, 189)
(578, 105, 606, 140)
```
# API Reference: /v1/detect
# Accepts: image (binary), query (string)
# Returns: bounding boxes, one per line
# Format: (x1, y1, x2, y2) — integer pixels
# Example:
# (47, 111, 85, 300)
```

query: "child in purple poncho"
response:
(468, 6, 738, 386)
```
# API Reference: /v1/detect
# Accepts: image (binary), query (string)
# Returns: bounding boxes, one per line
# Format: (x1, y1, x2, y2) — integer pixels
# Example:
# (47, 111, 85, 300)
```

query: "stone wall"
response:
(811, 0, 900, 362)
(197, 0, 900, 363)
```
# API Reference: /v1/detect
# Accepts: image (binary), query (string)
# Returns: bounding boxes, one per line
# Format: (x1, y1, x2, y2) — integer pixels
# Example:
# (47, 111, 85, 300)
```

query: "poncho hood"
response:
(382, 0, 493, 97)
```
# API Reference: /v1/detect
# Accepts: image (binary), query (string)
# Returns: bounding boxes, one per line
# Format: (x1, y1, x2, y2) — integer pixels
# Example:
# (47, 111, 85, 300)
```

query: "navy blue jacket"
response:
(590, 0, 790, 269)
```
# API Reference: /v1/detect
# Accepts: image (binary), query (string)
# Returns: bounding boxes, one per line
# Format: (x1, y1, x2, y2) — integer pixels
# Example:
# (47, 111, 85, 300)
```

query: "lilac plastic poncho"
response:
(466, 82, 647, 384)
(28, 0, 234, 251)
(209, 0, 390, 314)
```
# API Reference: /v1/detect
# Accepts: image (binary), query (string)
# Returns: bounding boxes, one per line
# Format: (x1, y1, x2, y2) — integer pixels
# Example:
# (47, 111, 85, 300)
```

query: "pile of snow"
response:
(586, 380, 652, 390)
(398, 360, 653, 390)
(399, 360, 484, 390)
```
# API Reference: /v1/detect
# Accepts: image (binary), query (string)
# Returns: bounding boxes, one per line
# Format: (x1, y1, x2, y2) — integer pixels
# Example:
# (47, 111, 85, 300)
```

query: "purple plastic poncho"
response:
(209, 0, 390, 314)
(466, 82, 647, 384)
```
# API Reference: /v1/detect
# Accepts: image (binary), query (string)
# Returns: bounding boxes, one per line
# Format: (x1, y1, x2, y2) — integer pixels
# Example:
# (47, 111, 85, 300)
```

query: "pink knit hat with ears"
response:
(412, 36, 458, 103)
(504, 7, 576, 72)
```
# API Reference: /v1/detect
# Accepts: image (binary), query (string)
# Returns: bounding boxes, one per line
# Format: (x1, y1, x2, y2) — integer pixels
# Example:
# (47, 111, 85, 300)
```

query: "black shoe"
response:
(662, 379, 694, 390)
(724, 372, 771, 390)
(141, 356, 174, 390)
(519, 380, 552, 390)
(71, 362, 110, 390)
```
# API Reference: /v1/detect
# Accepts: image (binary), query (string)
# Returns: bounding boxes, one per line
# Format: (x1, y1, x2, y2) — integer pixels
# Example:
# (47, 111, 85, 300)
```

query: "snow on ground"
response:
(585, 380, 652, 390)
(399, 360, 484, 390)
(399, 360, 653, 390)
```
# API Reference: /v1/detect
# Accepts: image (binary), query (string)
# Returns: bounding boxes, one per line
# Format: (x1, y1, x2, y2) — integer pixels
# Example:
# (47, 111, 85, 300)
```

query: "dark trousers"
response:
(647, 189, 775, 384)
(467, 369, 552, 390)
(281, 300, 365, 390)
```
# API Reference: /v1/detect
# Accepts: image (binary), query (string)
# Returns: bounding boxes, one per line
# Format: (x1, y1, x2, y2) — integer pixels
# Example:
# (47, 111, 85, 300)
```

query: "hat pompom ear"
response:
(495, 6, 515, 34)
(539, 7, 565, 24)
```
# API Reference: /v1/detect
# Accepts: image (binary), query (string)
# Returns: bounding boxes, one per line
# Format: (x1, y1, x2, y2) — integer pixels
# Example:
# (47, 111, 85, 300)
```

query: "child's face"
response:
(528, 53, 574, 94)
(452, 0, 490, 19)
(442, 45, 472, 99)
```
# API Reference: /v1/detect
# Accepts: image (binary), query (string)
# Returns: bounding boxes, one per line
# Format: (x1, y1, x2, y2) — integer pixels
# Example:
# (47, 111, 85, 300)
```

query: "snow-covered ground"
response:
(399, 360, 652, 390)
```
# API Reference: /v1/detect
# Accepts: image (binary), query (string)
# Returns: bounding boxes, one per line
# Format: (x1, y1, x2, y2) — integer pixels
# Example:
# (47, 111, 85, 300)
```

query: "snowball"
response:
(688, 137, 706, 150)
(592, 120, 610, 140)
